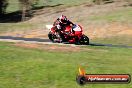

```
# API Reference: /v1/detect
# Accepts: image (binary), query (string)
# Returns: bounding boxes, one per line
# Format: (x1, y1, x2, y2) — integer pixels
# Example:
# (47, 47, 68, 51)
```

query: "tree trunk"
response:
(22, 6, 26, 21)
(0, 1, 3, 15)
(0, 0, 8, 16)
(19, 0, 33, 21)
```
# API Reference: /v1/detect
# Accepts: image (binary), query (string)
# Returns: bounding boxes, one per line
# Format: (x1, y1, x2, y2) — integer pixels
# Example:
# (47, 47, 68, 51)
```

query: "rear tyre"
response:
(48, 32, 63, 43)
(48, 32, 55, 42)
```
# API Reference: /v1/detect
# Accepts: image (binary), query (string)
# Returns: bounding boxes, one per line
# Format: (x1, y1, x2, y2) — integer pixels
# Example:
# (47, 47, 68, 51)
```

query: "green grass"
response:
(6, 0, 91, 13)
(0, 42, 132, 88)
(6, 1, 20, 13)
(0, 23, 35, 33)
(92, 35, 132, 46)
(88, 7, 132, 23)
(39, 0, 90, 5)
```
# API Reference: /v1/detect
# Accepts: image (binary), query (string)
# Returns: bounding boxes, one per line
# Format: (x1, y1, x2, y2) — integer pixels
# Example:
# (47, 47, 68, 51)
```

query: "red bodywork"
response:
(50, 25, 83, 43)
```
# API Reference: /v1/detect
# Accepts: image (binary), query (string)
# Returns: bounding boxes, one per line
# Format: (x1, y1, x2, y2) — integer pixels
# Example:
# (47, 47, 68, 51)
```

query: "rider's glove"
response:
(56, 24, 61, 30)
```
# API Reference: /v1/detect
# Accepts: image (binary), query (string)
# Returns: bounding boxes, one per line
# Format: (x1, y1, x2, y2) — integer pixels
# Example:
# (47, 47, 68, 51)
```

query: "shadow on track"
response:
(89, 42, 132, 48)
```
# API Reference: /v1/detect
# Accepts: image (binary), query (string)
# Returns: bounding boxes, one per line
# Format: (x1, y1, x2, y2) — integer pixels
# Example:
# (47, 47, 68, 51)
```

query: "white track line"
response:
(0, 39, 86, 47)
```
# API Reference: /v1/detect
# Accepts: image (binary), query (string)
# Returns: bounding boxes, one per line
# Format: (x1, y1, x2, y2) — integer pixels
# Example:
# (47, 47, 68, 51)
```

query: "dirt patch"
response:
(85, 23, 132, 39)
(117, 29, 132, 35)
(14, 43, 40, 49)
(23, 29, 48, 38)
(14, 43, 83, 52)
(13, 42, 107, 52)
(48, 45, 82, 52)
(0, 29, 49, 38)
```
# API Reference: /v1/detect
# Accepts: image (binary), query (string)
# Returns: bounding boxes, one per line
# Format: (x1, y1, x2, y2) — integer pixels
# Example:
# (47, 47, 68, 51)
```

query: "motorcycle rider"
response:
(53, 15, 75, 36)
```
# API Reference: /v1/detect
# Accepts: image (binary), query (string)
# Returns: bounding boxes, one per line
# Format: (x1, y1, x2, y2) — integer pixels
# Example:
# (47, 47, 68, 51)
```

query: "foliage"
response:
(0, 0, 8, 15)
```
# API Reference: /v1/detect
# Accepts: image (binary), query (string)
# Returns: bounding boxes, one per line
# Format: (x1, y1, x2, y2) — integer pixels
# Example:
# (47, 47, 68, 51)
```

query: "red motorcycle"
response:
(46, 24, 89, 45)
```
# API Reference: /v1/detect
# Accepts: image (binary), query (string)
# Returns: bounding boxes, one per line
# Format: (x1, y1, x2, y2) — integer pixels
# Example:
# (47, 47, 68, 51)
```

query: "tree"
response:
(126, 0, 132, 6)
(0, 0, 8, 16)
(93, 0, 103, 5)
(19, 0, 40, 21)
(93, 0, 113, 5)
(19, 0, 33, 21)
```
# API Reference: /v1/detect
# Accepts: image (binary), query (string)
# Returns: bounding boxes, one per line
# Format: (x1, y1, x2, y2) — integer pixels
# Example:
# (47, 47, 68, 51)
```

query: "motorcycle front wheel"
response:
(79, 35, 89, 45)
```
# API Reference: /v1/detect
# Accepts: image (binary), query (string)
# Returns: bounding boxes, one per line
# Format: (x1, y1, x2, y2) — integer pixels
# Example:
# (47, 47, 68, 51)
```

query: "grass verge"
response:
(88, 7, 132, 23)
(92, 35, 132, 46)
(0, 42, 132, 88)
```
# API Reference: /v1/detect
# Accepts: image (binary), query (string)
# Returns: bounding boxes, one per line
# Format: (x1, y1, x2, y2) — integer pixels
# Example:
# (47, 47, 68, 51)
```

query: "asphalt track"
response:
(0, 36, 50, 42)
(0, 36, 132, 48)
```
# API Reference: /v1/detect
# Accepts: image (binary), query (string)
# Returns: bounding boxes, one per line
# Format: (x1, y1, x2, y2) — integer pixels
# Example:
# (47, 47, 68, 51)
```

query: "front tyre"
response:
(79, 35, 89, 45)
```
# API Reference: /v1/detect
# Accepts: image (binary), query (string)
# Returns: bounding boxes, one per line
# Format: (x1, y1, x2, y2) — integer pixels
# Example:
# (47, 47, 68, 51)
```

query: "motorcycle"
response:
(46, 24, 89, 45)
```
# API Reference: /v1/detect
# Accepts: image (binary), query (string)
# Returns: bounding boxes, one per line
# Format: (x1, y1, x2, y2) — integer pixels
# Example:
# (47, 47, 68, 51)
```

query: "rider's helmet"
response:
(59, 15, 68, 24)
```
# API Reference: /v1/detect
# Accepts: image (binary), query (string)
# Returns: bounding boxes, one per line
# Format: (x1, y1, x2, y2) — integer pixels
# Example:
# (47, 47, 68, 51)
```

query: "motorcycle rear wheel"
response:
(48, 32, 56, 42)
(48, 32, 62, 43)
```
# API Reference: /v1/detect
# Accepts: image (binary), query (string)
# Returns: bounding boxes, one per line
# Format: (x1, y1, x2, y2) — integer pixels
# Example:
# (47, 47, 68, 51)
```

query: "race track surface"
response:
(0, 36, 50, 42)
(0, 36, 132, 48)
